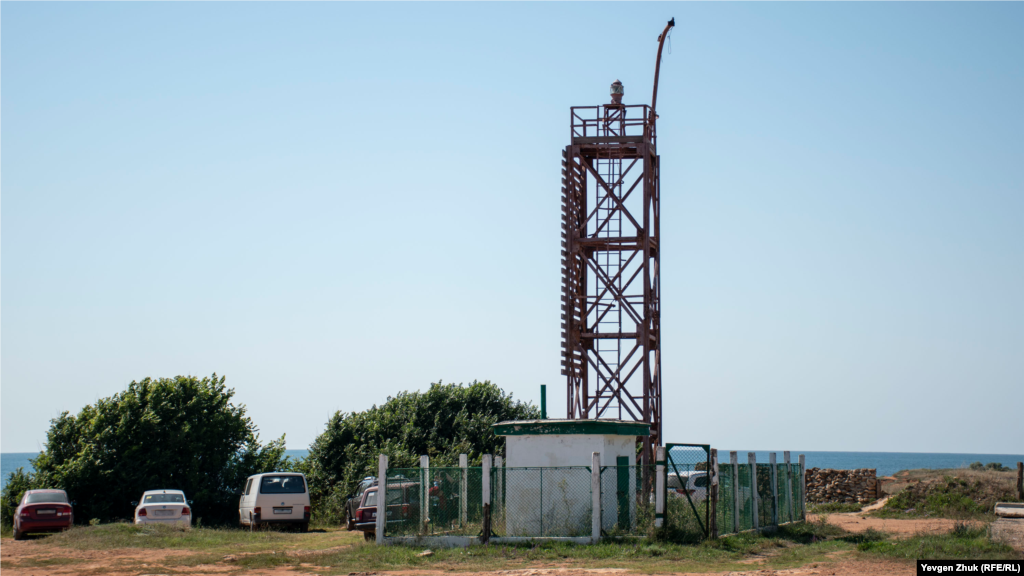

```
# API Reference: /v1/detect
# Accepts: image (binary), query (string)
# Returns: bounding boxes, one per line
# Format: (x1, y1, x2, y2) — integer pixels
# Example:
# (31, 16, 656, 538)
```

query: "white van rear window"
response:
(260, 475, 306, 494)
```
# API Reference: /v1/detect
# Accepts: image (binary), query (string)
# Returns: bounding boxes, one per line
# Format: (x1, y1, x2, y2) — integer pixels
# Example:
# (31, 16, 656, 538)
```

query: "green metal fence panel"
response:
(755, 463, 774, 528)
(598, 465, 655, 537)
(775, 463, 789, 524)
(715, 462, 735, 536)
(790, 464, 804, 521)
(736, 464, 754, 532)
(384, 466, 484, 537)
(496, 467, 592, 537)
(665, 444, 711, 541)
(382, 468, 424, 537)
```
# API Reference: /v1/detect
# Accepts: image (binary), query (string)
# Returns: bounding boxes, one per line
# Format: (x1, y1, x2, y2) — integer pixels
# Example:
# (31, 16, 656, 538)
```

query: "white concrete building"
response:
(493, 419, 650, 535)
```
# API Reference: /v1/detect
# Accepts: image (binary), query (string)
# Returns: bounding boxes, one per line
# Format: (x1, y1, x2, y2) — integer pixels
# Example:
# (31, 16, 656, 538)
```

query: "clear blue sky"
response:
(2, 2, 1022, 455)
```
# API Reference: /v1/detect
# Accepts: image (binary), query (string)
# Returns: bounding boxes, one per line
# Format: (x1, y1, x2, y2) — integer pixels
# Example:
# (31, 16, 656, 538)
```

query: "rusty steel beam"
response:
(563, 100, 663, 473)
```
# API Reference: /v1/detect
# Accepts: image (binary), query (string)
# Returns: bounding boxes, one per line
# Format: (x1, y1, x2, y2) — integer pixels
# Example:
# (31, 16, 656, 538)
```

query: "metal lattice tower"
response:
(562, 19, 673, 470)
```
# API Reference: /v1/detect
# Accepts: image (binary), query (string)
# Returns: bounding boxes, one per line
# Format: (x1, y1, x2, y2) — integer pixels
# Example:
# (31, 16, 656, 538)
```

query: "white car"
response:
(667, 471, 709, 502)
(132, 489, 192, 527)
(239, 472, 310, 532)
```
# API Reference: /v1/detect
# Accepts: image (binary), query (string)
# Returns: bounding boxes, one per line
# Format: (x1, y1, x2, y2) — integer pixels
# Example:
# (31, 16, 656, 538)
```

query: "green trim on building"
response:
(492, 419, 650, 437)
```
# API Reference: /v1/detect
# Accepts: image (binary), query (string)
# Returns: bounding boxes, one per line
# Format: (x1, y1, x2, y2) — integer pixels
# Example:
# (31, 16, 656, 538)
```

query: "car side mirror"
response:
(131, 501, 139, 506)
(188, 500, 194, 505)
(71, 501, 78, 506)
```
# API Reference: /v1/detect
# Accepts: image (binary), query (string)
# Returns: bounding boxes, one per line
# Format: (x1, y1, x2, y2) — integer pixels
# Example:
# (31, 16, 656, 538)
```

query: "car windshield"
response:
(363, 491, 377, 507)
(144, 494, 184, 503)
(26, 492, 67, 504)
(260, 476, 306, 494)
(693, 475, 709, 488)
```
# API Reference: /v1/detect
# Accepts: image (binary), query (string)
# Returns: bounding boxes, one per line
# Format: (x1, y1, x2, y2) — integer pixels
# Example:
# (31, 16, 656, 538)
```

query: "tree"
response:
(304, 380, 538, 521)
(31, 374, 287, 525)
(1, 468, 36, 527)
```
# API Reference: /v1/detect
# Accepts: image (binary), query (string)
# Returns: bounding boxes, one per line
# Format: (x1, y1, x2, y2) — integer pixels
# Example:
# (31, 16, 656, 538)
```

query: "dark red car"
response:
(13, 489, 74, 540)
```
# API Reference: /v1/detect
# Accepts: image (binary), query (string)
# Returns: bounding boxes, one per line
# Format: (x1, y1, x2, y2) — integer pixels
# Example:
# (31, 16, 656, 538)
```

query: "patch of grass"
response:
(772, 517, 849, 544)
(857, 524, 1021, 560)
(875, 474, 1018, 520)
(809, 502, 863, 514)
(840, 528, 889, 545)
(39, 522, 359, 554)
(300, 522, 859, 574)
(234, 551, 298, 570)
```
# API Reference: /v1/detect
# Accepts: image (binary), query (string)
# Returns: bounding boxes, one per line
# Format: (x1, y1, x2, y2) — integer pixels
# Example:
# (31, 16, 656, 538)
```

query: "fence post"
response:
(748, 453, 758, 531)
(710, 448, 719, 539)
(459, 453, 468, 527)
(591, 452, 601, 543)
(496, 456, 503, 521)
(655, 447, 666, 528)
(376, 454, 387, 544)
(799, 454, 806, 520)
(419, 455, 429, 535)
(730, 451, 739, 534)
(784, 451, 793, 524)
(769, 452, 778, 527)
(1017, 462, 1023, 501)
(481, 454, 492, 543)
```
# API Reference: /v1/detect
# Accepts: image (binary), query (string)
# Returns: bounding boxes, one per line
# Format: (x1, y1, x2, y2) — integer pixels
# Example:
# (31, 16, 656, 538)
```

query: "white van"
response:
(239, 472, 310, 532)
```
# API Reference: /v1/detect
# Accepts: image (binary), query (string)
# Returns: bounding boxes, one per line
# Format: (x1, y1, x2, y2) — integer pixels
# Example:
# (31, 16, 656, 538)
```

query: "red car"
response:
(13, 489, 74, 540)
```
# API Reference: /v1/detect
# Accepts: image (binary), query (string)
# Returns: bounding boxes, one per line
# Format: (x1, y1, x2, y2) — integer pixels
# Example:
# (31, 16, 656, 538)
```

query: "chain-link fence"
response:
(381, 451, 805, 542)
(715, 457, 806, 536)
(599, 465, 655, 537)
(493, 467, 592, 537)
(665, 445, 711, 542)
(384, 467, 485, 537)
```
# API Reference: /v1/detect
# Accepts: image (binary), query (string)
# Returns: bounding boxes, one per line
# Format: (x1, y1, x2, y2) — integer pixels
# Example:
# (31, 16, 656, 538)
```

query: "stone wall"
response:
(805, 468, 880, 504)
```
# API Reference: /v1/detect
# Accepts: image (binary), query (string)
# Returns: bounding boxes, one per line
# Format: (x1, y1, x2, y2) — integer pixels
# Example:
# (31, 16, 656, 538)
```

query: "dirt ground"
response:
(808, 497, 976, 539)
(808, 512, 969, 537)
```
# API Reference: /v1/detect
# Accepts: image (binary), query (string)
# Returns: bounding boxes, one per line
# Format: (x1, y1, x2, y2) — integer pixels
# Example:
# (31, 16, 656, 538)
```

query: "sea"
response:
(3, 449, 1021, 491)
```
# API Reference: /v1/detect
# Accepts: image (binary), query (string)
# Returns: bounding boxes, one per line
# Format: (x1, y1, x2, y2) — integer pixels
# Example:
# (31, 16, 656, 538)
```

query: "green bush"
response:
(29, 374, 288, 525)
(1, 467, 37, 527)
(304, 380, 538, 523)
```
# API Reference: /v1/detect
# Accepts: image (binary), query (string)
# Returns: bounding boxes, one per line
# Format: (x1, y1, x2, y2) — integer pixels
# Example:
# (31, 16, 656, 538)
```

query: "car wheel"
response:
(363, 530, 374, 542)
(346, 510, 355, 531)
(300, 522, 309, 533)
(13, 526, 25, 541)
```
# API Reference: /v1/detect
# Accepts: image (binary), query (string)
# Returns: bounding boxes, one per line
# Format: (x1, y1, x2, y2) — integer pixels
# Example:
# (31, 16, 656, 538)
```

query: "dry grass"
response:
(875, 468, 1021, 521)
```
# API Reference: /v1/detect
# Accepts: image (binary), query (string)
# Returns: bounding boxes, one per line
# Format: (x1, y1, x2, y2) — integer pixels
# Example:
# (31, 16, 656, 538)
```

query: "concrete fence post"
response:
(459, 453, 468, 527)
(799, 454, 807, 519)
(784, 451, 793, 524)
(710, 448, 719, 539)
(495, 456, 504, 520)
(748, 453, 759, 531)
(482, 454, 492, 507)
(591, 452, 601, 543)
(419, 455, 429, 534)
(655, 447, 666, 528)
(1017, 462, 1023, 501)
(730, 451, 739, 534)
(376, 454, 387, 544)
(769, 452, 778, 527)
(482, 454, 492, 543)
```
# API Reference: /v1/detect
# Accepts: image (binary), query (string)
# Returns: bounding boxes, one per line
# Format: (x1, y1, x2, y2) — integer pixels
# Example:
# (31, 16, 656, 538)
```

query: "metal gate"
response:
(665, 443, 711, 540)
